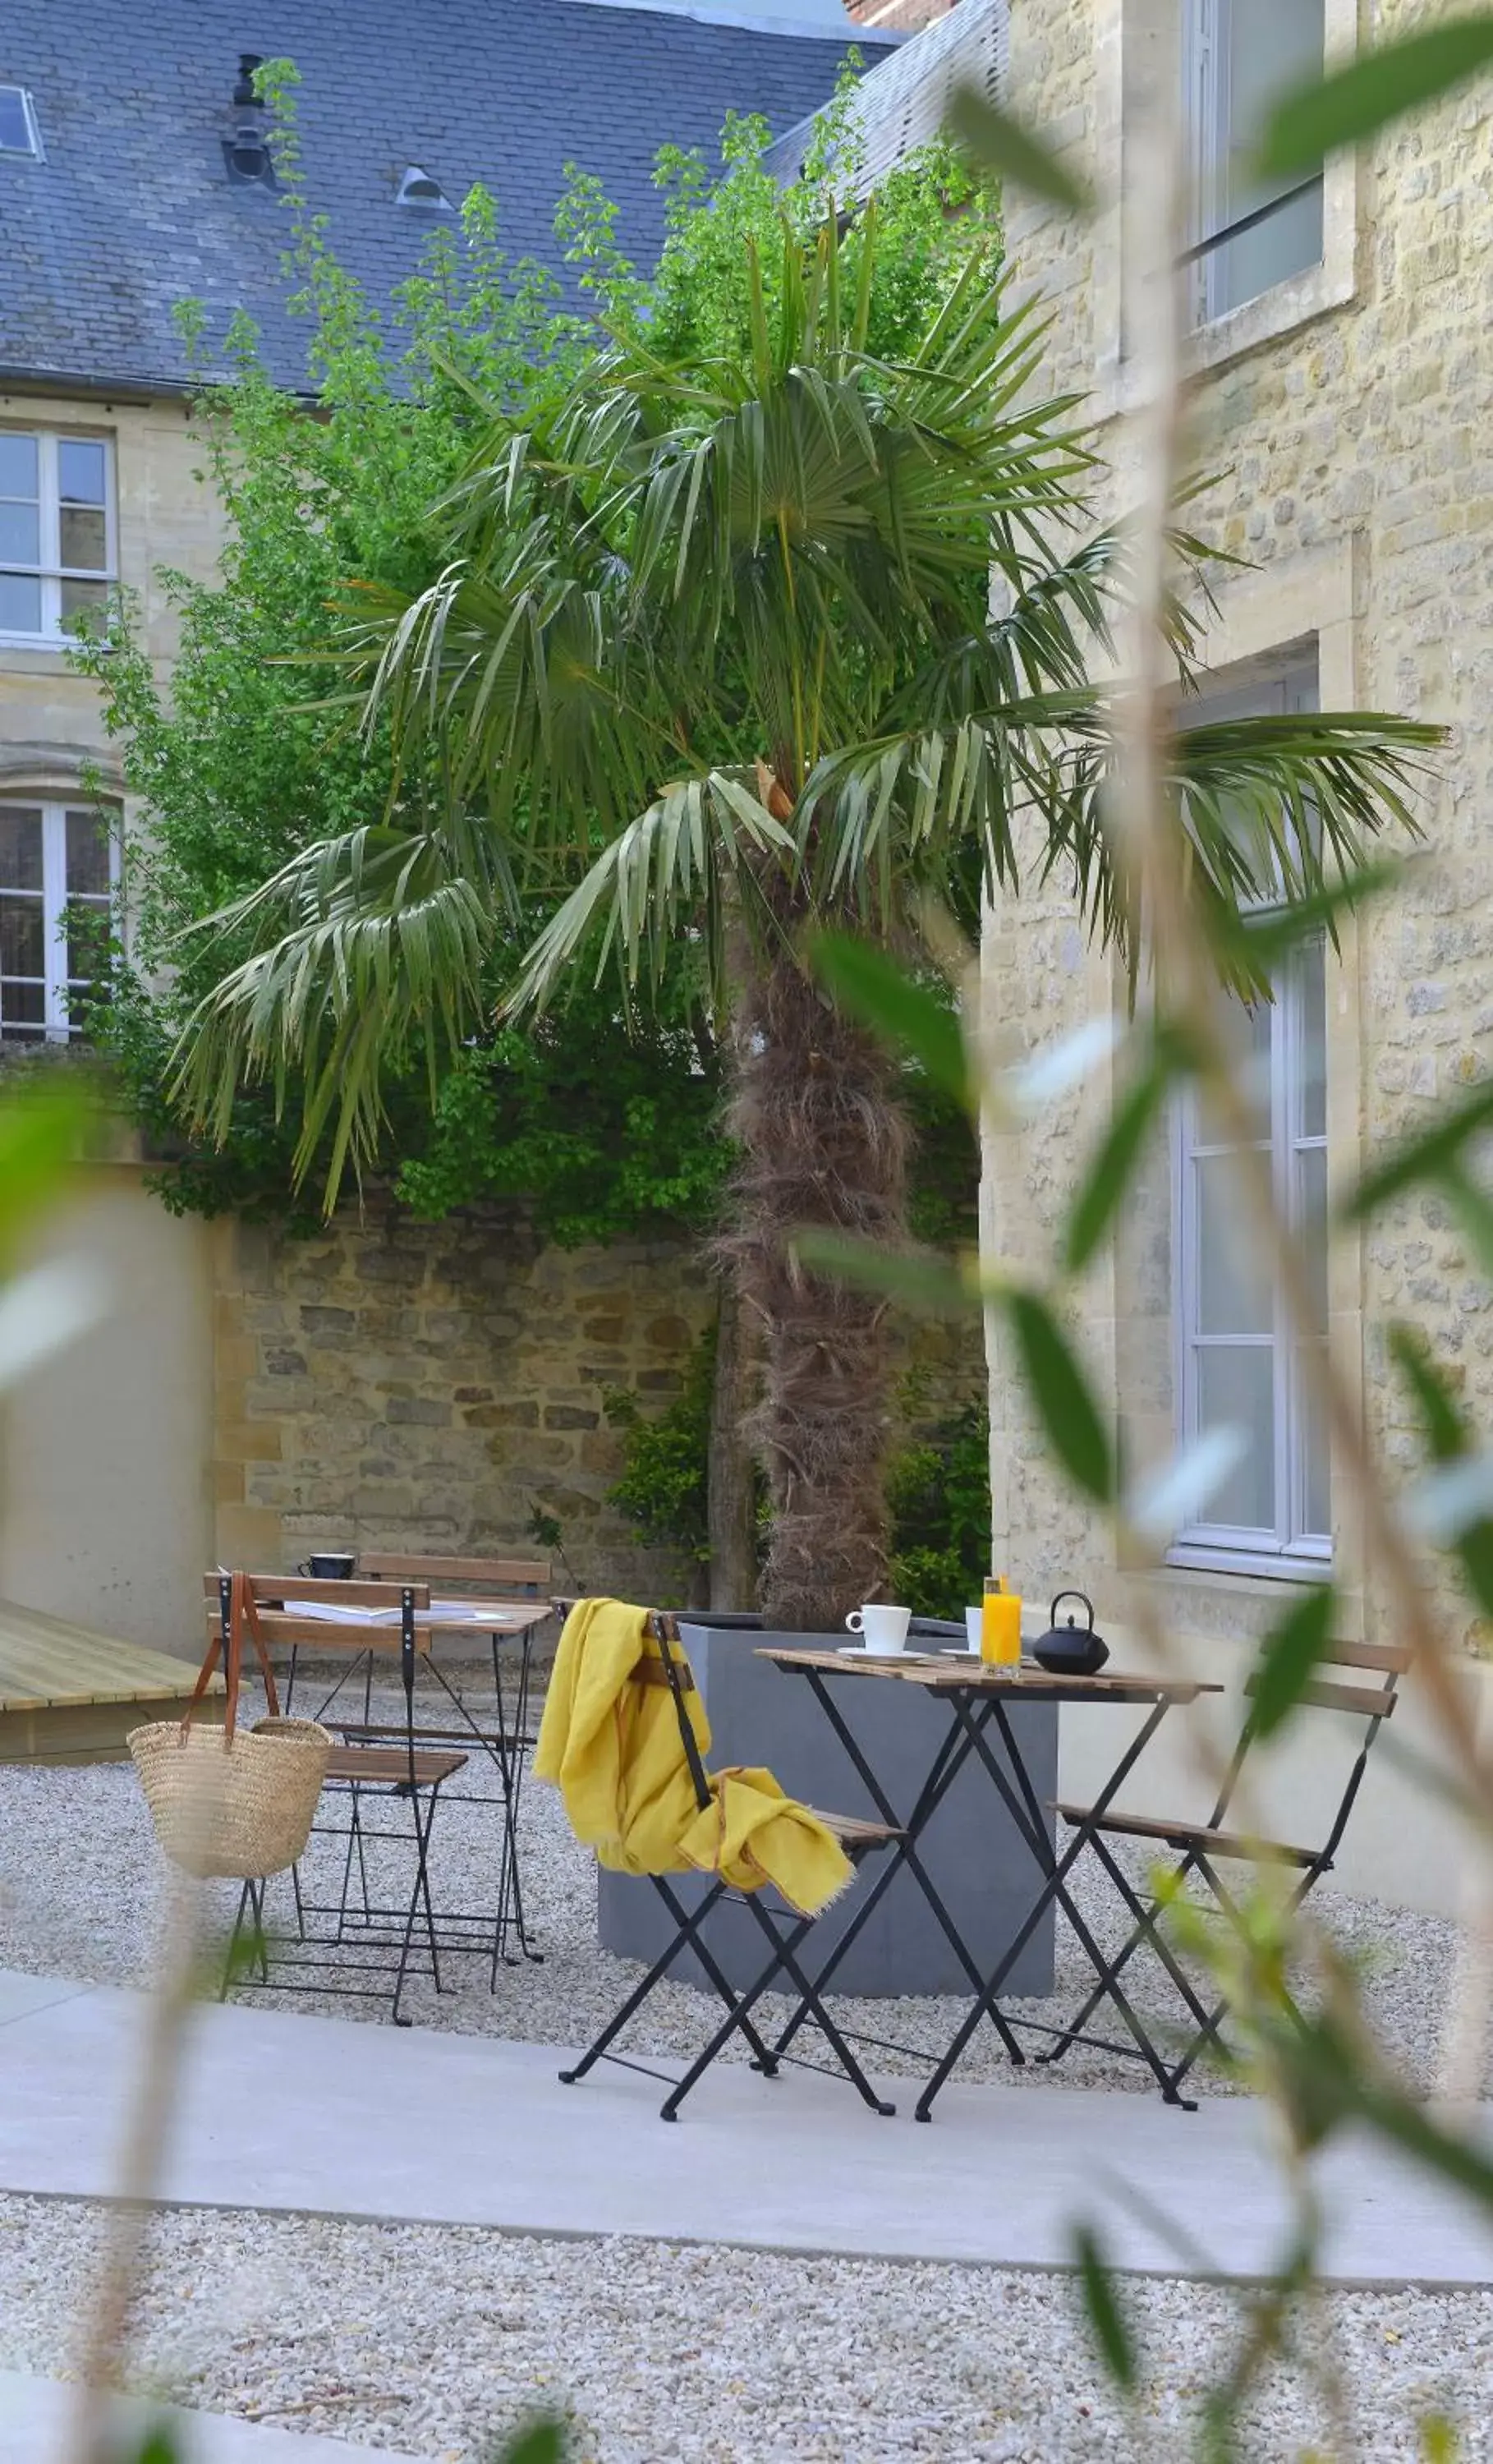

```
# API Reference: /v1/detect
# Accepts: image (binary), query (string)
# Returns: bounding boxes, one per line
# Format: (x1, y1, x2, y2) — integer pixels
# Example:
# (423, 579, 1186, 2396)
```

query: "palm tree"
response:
(176, 204, 1434, 1631)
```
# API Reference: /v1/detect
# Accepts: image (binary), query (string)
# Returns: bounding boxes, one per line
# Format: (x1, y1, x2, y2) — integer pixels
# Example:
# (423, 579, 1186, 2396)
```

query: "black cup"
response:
(302, 1551, 356, 1579)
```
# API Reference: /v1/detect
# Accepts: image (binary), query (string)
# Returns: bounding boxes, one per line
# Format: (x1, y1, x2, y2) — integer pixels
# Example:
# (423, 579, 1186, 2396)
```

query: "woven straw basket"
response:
(130, 1572, 331, 1880)
(129, 1710, 331, 1880)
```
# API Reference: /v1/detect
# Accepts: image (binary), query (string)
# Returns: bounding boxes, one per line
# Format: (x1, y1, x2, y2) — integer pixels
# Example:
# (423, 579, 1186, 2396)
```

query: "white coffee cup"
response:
(845, 1603, 912, 1656)
(965, 1606, 983, 1654)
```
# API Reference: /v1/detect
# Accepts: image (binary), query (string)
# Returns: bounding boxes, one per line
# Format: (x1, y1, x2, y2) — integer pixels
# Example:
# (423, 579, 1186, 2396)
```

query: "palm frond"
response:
(505, 769, 796, 1020)
(172, 821, 503, 1202)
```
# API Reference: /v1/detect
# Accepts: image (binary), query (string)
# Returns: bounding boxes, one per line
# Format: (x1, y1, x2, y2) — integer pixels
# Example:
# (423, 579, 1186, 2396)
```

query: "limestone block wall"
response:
(212, 1202, 984, 1607)
(982, 0, 1493, 1663)
(211, 1206, 717, 1602)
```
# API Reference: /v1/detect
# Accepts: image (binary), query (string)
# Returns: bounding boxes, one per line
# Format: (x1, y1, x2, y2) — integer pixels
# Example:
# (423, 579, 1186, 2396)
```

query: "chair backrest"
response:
(639, 1609, 712, 1814)
(201, 1571, 434, 1656)
(359, 1550, 550, 1600)
(1215, 1633, 1408, 1864)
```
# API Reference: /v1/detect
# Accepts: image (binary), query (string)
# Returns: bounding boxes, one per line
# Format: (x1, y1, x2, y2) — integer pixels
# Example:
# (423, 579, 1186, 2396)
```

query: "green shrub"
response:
(886, 1398, 991, 1620)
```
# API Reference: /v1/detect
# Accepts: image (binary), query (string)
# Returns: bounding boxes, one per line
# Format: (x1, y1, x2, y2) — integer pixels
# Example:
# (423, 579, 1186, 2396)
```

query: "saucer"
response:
(837, 1642, 908, 1657)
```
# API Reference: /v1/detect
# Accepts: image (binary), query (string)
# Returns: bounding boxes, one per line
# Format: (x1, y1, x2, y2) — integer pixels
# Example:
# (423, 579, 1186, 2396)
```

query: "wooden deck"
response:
(0, 1597, 223, 1766)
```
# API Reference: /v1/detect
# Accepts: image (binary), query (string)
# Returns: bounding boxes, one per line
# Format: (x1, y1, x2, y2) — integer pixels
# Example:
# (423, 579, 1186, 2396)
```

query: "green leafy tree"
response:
(166, 90, 1431, 1633)
(74, 62, 725, 1250)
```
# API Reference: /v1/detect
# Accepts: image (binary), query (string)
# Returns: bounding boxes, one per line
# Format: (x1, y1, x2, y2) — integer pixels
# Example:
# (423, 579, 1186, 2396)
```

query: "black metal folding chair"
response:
(357, 1550, 551, 1973)
(213, 1573, 466, 2025)
(558, 1611, 901, 2122)
(1041, 1636, 1407, 2100)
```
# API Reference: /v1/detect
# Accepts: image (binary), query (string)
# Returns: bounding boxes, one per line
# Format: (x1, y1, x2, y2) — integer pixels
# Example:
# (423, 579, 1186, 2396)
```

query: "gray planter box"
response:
(596, 1623, 1057, 2000)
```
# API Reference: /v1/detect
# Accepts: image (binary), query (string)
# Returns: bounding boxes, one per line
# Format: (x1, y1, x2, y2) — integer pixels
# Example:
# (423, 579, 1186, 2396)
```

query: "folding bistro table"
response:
(285, 1593, 552, 1970)
(757, 1647, 1222, 2119)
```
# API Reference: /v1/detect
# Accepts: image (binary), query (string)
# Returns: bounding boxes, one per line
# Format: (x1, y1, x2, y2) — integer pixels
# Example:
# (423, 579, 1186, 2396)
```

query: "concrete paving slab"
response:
(0, 2369, 421, 2462)
(0, 1970, 1488, 2287)
(0, 1970, 91, 2029)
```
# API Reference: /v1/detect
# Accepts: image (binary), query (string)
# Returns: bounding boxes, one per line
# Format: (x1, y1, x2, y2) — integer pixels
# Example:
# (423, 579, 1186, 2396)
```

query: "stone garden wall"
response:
(210, 1202, 981, 1602)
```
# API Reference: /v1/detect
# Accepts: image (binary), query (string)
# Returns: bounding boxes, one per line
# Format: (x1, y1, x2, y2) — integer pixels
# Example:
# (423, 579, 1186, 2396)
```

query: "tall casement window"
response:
(1172, 660, 1330, 1572)
(1184, 0, 1325, 323)
(0, 430, 116, 645)
(0, 801, 117, 1043)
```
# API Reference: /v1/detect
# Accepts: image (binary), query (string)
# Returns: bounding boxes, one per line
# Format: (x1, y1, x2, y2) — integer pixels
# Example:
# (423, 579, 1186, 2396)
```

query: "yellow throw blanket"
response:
(535, 1598, 852, 1918)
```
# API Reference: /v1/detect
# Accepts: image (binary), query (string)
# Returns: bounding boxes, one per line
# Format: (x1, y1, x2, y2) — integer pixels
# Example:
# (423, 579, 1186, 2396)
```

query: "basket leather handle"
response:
(182, 1573, 283, 1745)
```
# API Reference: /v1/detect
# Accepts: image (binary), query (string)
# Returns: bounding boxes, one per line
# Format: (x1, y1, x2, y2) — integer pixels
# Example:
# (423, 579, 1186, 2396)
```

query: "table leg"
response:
(767, 1671, 1026, 2069)
(914, 1696, 1185, 2120)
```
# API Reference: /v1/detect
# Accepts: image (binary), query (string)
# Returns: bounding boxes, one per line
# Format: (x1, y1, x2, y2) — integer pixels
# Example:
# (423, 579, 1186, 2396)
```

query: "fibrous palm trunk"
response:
(721, 949, 910, 1631)
(707, 1277, 760, 1611)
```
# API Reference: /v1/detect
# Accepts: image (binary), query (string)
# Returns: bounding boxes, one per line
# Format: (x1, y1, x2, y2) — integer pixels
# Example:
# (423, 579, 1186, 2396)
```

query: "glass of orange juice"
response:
(981, 1574, 1022, 1674)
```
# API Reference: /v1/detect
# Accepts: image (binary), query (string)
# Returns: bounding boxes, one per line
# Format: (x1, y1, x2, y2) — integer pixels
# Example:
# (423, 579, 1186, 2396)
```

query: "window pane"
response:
(1209, 0, 1325, 316)
(59, 503, 107, 571)
(1297, 939, 1325, 1137)
(1214, 182, 1324, 319)
(58, 439, 107, 505)
(66, 916, 108, 986)
(0, 978, 45, 1037)
(65, 809, 112, 896)
(60, 575, 108, 618)
(1196, 1152, 1272, 1334)
(1298, 1347, 1330, 1538)
(0, 433, 38, 497)
(0, 503, 39, 564)
(0, 895, 44, 977)
(1296, 1145, 1328, 1336)
(1196, 1346, 1275, 1529)
(0, 572, 42, 632)
(0, 808, 43, 890)
(1201, 991, 1273, 1125)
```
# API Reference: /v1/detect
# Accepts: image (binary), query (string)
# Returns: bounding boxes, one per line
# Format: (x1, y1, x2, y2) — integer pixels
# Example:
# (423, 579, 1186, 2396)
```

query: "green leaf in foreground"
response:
(1342, 1076, 1493, 1221)
(946, 85, 1094, 215)
(1074, 2224, 1137, 2393)
(1063, 1037, 1186, 1275)
(125, 2429, 181, 2464)
(1247, 1584, 1336, 1740)
(1004, 1288, 1114, 1502)
(811, 933, 972, 1110)
(1420, 2413, 1462, 2464)
(0, 1081, 90, 1264)
(488, 2420, 567, 2464)
(792, 1230, 976, 1318)
(1220, 854, 1405, 974)
(1258, 16, 1493, 180)
(1390, 1323, 1493, 1619)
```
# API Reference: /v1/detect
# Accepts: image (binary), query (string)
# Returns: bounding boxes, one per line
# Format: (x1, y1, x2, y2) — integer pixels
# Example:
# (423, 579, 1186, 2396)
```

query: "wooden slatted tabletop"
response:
(756, 1645, 1221, 1704)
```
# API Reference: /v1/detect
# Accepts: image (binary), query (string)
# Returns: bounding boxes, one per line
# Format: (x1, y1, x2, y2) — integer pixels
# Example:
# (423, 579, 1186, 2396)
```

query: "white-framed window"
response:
(0, 800, 118, 1044)
(0, 430, 116, 646)
(0, 86, 44, 159)
(1184, 0, 1325, 324)
(1170, 657, 1330, 1574)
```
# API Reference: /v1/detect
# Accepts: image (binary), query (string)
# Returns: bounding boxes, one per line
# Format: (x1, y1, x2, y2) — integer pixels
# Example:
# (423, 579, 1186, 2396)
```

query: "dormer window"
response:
(397, 164, 454, 213)
(223, 53, 273, 186)
(0, 85, 43, 159)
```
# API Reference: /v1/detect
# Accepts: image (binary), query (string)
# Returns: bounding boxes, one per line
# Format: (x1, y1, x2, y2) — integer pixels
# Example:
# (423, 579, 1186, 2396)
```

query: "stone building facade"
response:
(0, 2, 891, 1649)
(968, 0, 1493, 1905)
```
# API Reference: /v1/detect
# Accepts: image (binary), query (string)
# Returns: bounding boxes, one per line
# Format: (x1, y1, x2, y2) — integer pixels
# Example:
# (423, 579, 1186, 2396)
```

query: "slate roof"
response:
(1, 0, 892, 397)
(765, 0, 1004, 192)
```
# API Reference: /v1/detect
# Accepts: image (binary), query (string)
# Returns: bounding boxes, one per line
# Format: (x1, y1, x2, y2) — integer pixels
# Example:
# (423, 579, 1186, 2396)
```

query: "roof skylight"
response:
(0, 86, 42, 159)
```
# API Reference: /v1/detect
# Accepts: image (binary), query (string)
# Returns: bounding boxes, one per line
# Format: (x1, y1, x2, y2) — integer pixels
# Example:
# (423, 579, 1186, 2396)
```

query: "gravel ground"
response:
(0, 1674, 1479, 2097)
(2, 2195, 1491, 2463)
(4, 1676, 1493, 2457)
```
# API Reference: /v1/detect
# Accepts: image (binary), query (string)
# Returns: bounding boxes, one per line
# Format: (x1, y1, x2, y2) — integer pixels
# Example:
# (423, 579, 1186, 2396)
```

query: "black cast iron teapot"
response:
(1031, 1589, 1109, 1676)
